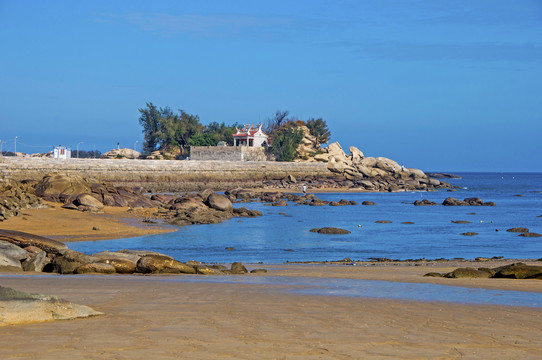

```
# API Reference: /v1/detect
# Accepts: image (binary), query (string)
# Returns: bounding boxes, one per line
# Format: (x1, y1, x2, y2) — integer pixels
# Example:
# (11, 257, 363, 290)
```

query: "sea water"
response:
(70, 172, 542, 264)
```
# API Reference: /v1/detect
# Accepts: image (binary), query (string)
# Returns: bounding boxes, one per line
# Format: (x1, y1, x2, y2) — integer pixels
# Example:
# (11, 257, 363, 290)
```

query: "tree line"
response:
(138, 103, 330, 161)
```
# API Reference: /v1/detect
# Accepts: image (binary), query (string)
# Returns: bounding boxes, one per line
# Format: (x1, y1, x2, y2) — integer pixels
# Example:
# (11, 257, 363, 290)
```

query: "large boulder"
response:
(92, 250, 141, 263)
(75, 262, 117, 274)
(0, 240, 29, 261)
(206, 193, 233, 212)
(444, 267, 494, 279)
(375, 157, 400, 173)
(96, 258, 136, 274)
(0, 253, 23, 272)
(0, 230, 68, 255)
(52, 250, 98, 274)
(34, 173, 94, 198)
(22, 251, 50, 272)
(74, 193, 104, 210)
(0, 286, 103, 326)
(310, 227, 351, 235)
(135, 255, 196, 274)
(326, 142, 349, 163)
(349, 146, 364, 163)
(408, 168, 427, 179)
(493, 263, 542, 279)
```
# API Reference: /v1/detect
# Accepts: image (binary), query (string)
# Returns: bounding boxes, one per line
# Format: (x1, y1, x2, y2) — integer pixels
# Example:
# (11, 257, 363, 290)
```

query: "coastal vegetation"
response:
(138, 103, 330, 161)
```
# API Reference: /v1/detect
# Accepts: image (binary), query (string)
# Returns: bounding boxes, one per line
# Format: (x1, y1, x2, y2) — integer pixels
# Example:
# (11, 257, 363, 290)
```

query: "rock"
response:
(0, 240, 29, 261)
(206, 193, 233, 212)
(506, 227, 529, 233)
(460, 232, 478, 236)
(195, 265, 223, 275)
(34, 173, 93, 198)
(0, 286, 103, 326)
(233, 207, 263, 217)
(423, 272, 444, 277)
(75, 193, 104, 209)
(313, 153, 332, 162)
(96, 258, 136, 274)
(362, 201, 377, 205)
(52, 250, 99, 274)
(375, 220, 392, 223)
(75, 262, 117, 274)
(0, 229, 68, 255)
(519, 232, 542, 237)
(483, 202, 496, 206)
(22, 251, 50, 272)
(287, 174, 296, 183)
(408, 168, 427, 179)
(464, 197, 483, 206)
(451, 220, 471, 224)
(349, 146, 364, 163)
(231, 262, 248, 274)
(442, 197, 463, 206)
(135, 255, 196, 274)
(326, 142, 348, 162)
(401, 221, 415, 224)
(117, 249, 173, 259)
(250, 269, 268, 274)
(445, 267, 493, 279)
(310, 227, 351, 235)
(375, 157, 400, 173)
(101, 148, 140, 159)
(493, 263, 542, 279)
(92, 251, 141, 263)
(359, 157, 377, 167)
(197, 189, 214, 202)
(413, 199, 437, 206)
(0, 253, 23, 272)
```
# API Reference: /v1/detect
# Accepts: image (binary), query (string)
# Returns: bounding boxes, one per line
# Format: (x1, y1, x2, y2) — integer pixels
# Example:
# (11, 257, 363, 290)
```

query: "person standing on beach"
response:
(302, 185, 307, 194)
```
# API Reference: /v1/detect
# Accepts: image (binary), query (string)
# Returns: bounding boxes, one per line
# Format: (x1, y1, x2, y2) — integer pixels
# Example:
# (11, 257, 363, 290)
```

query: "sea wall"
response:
(0, 157, 331, 192)
(190, 146, 266, 161)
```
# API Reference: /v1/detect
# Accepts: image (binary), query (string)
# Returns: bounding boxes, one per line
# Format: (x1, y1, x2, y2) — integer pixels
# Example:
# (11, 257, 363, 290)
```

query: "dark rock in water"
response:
(442, 197, 465, 206)
(231, 262, 248, 274)
(375, 220, 392, 224)
(362, 201, 377, 205)
(413, 199, 437, 206)
(451, 220, 471, 224)
(464, 197, 484, 206)
(195, 265, 223, 275)
(233, 207, 262, 217)
(460, 232, 478, 236)
(250, 269, 268, 274)
(493, 263, 542, 279)
(445, 267, 493, 278)
(483, 202, 496, 206)
(75, 262, 117, 274)
(206, 193, 233, 212)
(329, 201, 342, 206)
(519, 232, 542, 237)
(310, 227, 351, 235)
(136, 255, 196, 274)
(225, 247, 235, 251)
(401, 221, 415, 224)
(0, 229, 67, 255)
(0, 285, 103, 326)
(506, 227, 529, 233)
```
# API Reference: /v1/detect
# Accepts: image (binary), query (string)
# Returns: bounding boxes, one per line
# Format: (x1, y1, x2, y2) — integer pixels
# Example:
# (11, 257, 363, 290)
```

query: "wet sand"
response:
(1, 270, 541, 359)
(0, 202, 175, 242)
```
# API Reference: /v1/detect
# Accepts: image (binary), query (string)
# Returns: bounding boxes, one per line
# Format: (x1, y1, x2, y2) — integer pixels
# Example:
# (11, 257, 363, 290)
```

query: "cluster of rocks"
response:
(0, 179, 45, 221)
(101, 148, 141, 159)
(425, 262, 542, 280)
(307, 142, 452, 192)
(506, 227, 541, 237)
(224, 188, 358, 207)
(310, 227, 351, 235)
(413, 197, 496, 206)
(0, 229, 264, 275)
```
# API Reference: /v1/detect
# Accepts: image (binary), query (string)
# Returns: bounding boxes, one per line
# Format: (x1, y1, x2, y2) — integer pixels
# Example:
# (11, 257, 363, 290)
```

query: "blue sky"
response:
(1, 0, 541, 171)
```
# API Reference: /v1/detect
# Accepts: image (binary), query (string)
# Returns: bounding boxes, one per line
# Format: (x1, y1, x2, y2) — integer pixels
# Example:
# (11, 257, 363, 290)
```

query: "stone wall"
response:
(190, 146, 266, 161)
(0, 157, 332, 192)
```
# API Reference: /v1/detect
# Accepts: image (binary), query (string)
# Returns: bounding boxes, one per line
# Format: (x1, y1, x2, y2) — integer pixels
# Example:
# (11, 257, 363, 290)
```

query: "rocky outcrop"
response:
(442, 197, 496, 206)
(101, 148, 140, 159)
(305, 141, 451, 192)
(0, 229, 68, 254)
(0, 179, 45, 221)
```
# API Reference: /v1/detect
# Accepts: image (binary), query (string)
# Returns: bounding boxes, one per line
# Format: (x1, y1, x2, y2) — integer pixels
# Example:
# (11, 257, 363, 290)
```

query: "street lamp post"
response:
(14, 136, 17, 154)
(0, 139, 3, 156)
(77, 142, 84, 158)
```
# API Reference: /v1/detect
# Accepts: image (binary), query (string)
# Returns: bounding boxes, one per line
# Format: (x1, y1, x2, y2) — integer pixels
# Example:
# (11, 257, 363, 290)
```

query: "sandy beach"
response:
(1, 206, 542, 359)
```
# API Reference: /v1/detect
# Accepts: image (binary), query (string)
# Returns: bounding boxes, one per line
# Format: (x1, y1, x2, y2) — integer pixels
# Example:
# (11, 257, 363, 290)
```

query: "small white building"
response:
(232, 124, 268, 147)
(53, 146, 71, 159)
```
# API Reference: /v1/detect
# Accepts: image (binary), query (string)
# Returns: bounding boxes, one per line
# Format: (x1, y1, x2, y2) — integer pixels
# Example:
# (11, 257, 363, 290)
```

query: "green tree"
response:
(204, 121, 240, 145)
(188, 133, 218, 146)
(264, 110, 290, 136)
(270, 123, 305, 161)
(306, 118, 331, 147)
(138, 102, 162, 154)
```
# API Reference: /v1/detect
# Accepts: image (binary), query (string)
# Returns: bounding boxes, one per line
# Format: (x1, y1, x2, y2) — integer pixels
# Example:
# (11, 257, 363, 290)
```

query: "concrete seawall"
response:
(0, 157, 332, 192)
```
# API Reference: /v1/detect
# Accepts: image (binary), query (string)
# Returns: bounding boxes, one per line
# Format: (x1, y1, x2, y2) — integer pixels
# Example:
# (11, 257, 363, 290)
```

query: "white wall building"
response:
(232, 124, 269, 147)
(53, 146, 71, 159)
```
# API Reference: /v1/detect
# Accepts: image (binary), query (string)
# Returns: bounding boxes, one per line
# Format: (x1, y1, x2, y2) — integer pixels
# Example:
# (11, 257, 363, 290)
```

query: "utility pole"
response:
(77, 142, 84, 158)
(14, 136, 17, 154)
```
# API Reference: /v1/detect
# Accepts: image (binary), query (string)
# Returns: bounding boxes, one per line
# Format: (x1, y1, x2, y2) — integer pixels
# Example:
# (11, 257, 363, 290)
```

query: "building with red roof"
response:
(232, 124, 269, 147)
